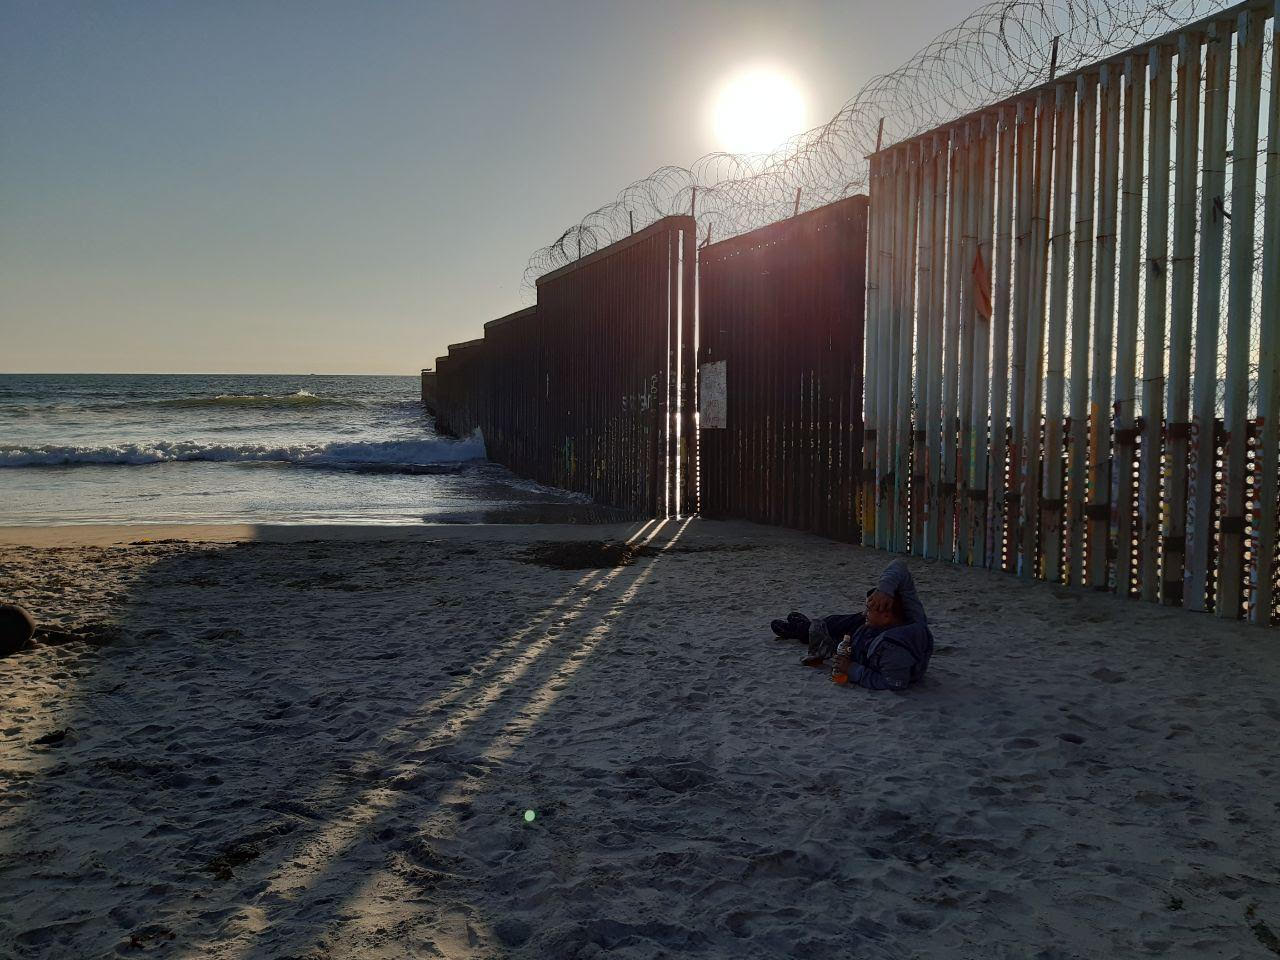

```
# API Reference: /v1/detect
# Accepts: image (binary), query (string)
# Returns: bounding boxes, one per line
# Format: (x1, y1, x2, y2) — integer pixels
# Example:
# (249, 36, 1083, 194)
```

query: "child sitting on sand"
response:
(770, 557, 934, 691)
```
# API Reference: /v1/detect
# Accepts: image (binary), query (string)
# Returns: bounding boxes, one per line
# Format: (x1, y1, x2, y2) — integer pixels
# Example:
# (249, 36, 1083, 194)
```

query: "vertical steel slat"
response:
(870, 156, 890, 547)
(816, 213, 830, 536)
(1020, 90, 1054, 578)
(824, 215, 835, 537)
(1218, 8, 1266, 618)
(1044, 81, 1075, 583)
(1008, 99, 1034, 574)
(1187, 19, 1233, 611)
(990, 106, 1017, 570)
(682, 223, 698, 516)
(1140, 45, 1174, 603)
(1068, 74, 1098, 586)
(957, 121, 978, 566)
(969, 114, 996, 567)
(914, 139, 936, 555)
(1252, 0, 1280, 624)
(784, 211, 799, 530)
(1113, 54, 1147, 597)
(863, 155, 883, 546)
(925, 135, 949, 559)
(940, 128, 965, 561)
(886, 148, 907, 549)
(1089, 63, 1121, 589)
(882, 155, 900, 546)
(798, 214, 810, 530)
(853, 199, 870, 543)
(880, 151, 897, 545)
(877, 152, 899, 550)
(667, 227, 679, 516)
(748, 236, 761, 522)
(896, 146, 920, 552)
(1164, 32, 1203, 605)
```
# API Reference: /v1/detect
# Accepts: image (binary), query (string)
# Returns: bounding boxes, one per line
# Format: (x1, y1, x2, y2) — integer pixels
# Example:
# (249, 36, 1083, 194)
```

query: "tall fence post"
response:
(864, 154, 884, 547)
(1043, 80, 1074, 583)
(990, 105, 1017, 570)
(957, 120, 978, 565)
(940, 127, 965, 561)
(1252, 0, 1280, 624)
(1187, 19, 1232, 611)
(876, 151, 900, 551)
(1218, 7, 1266, 617)
(1164, 31, 1202, 606)
(1249, 0, 1280, 624)
(913, 138, 937, 556)
(894, 145, 919, 552)
(1067, 72, 1098, 587)
(968, 113, 996, 565)
(1008, 99, 1035, 574)
(1139, 44, 1173, 603)
(1088, 62, 1121, 589)
(1113, 54, 1146, 597)
(1019, 90, 1053, 578)
(680, 219, 698, 516)
(925, 134, 949, 559)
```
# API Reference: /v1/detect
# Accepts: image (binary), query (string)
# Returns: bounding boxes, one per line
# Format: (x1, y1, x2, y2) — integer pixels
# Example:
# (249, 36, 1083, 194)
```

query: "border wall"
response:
(426, 2, 1276, 625)
(434, 216, 697, 517)
(433, 339, 484, 437)
(864, 0, 1279, 624)
(420, 369, 437, 413)
(698, 195, 869, 541)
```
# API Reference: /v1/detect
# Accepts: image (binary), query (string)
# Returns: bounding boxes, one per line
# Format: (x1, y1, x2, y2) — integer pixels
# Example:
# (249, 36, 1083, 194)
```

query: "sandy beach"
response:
(2, 519, 1279, 959)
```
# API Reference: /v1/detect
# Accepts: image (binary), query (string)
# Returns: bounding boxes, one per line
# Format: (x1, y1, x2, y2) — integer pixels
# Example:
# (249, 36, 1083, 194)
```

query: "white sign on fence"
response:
(699, 360, 727, 428)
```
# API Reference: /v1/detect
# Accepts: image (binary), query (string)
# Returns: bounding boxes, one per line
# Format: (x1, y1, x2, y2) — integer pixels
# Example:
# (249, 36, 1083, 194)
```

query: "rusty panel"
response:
(431, 216, 693, 518)
(697, 195, 868, 541)
(534, 216, 694, 515)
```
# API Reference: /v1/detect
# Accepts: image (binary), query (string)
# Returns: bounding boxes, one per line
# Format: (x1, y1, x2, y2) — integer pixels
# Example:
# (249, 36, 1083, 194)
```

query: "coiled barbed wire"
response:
(521, 0, 1242, 294)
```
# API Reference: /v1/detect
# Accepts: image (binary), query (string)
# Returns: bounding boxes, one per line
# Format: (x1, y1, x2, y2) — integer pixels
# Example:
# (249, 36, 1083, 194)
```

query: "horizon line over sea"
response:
(0, 373, 595, 526)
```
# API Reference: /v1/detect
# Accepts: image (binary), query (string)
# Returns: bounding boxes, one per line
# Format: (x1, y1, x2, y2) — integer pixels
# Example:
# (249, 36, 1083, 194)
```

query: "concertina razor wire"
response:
(521, 0, 1251, 297)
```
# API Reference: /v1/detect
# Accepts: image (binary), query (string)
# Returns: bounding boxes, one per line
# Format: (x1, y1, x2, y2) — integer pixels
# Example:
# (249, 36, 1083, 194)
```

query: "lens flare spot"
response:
(524, 809, 536, 823)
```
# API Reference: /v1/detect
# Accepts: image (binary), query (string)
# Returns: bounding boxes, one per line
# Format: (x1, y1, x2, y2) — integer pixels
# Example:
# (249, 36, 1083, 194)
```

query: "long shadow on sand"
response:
(4, 520, 736, 959)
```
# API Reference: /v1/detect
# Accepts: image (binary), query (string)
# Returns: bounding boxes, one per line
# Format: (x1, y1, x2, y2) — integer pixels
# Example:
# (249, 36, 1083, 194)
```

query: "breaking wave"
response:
(154, 390, 350, 409)
(0, 431, 486, 470)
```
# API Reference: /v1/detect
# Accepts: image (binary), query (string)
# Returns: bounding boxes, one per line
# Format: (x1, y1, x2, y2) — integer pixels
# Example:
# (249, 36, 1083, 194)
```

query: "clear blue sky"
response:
(2, 0, 966, 374)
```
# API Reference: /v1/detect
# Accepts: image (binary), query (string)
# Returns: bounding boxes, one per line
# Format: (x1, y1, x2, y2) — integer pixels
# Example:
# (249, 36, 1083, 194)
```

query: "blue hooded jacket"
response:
(814, 559, 934, 691)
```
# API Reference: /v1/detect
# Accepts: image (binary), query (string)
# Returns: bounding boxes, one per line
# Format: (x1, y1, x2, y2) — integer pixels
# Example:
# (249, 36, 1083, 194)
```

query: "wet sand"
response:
(2, 520, 1278, 959)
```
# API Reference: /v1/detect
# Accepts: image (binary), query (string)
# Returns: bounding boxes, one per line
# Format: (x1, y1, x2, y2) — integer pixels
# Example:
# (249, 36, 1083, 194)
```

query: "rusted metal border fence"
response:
(866, 0, 1279, 624)
(697, 196, 869, 542)
(432, 338, 484, 438)
(434, 216, 697, 518)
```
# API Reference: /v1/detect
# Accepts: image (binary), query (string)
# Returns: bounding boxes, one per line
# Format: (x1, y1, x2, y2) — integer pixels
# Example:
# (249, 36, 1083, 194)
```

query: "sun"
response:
(711, 66, 808, 155)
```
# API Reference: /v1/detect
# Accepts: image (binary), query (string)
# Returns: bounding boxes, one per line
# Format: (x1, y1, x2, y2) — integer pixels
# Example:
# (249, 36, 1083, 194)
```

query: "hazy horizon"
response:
(3, 0, 972, 375)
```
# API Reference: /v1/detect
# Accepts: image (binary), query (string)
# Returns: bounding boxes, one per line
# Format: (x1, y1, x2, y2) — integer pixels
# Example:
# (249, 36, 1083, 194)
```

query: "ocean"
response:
(0, 373, 586, 525)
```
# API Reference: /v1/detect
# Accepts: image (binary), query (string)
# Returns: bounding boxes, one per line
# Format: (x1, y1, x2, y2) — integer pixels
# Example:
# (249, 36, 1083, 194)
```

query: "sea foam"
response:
(0, 431, 486, 469)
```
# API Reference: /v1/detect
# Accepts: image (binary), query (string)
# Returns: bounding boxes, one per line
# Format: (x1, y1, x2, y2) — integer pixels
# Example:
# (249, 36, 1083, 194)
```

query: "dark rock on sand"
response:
(36, 622, 121, 648)
(520, 540, 638, 570)
(0, 604, 36, 656)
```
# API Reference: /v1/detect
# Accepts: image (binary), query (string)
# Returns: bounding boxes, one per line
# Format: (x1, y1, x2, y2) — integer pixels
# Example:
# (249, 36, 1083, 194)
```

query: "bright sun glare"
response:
(711, 67, 807, 155)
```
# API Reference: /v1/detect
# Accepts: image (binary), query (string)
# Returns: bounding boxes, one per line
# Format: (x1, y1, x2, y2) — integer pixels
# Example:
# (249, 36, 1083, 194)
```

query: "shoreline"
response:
(0, 517, 668, 549)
